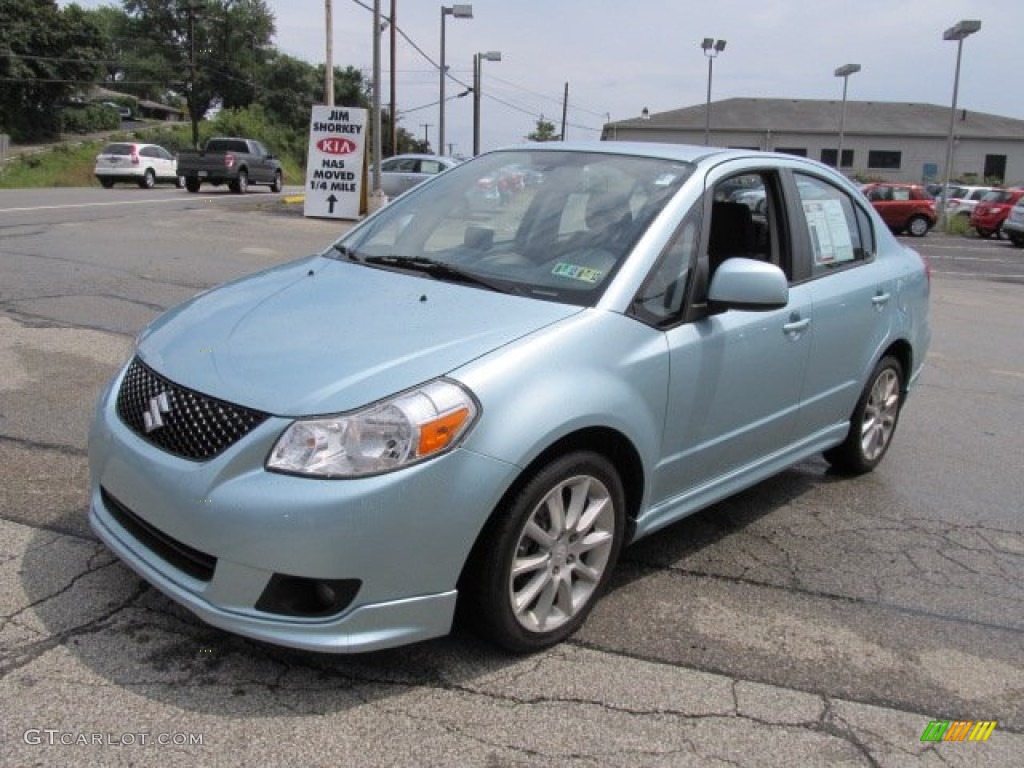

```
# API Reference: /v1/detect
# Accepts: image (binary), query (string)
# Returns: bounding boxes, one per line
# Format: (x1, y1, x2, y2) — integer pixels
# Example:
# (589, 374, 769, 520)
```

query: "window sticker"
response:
(802, 199, 855, 264)
(653, 173, 678, 187)
(552, 262, 604, 283)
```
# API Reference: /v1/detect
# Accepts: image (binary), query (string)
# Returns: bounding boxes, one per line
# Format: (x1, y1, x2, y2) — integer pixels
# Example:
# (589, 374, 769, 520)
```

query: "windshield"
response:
(329, 149, 694, 306)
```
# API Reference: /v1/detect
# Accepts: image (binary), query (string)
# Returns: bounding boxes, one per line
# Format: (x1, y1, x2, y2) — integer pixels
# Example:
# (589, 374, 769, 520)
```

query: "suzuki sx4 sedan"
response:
(89, 143, 930, 653)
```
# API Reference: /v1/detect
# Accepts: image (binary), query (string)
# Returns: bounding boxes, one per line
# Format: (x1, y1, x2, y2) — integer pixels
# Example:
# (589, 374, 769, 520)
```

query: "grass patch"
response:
(1, 121, 306, 189)
(943, 212, 974, 236)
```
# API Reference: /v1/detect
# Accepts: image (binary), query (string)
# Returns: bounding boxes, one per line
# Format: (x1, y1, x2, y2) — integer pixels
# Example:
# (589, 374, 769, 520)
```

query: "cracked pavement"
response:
(0, 189, 1021, 765)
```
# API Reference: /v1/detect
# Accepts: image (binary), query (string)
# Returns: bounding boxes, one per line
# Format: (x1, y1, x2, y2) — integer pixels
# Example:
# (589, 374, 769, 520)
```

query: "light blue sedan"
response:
(88, 143, 930, 653)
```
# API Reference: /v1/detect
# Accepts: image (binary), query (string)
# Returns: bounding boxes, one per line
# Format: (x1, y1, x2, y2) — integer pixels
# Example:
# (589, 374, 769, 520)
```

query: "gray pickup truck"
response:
(177, 137, 283, 194)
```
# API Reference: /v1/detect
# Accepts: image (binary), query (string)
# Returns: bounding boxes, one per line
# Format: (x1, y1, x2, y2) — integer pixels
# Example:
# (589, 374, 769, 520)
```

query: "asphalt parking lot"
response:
(0, 188, 1021, 766)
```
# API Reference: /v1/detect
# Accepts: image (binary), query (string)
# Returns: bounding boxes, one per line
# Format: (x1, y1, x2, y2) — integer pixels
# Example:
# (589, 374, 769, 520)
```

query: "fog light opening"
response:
(254, 574, 361, 618)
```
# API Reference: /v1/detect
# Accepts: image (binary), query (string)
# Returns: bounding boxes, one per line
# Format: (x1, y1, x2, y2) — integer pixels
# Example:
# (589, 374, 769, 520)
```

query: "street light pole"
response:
(439, 5, 472, 157)
(939, 19, 981, 231)
(833, 63, 861, 172)
(324, 1, 333, 106)
(701, 38, 726, 146)
(472, 51, 501, 156)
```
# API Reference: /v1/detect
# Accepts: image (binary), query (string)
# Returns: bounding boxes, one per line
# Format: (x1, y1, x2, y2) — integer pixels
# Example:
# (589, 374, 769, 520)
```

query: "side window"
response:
(794, 173, 874, 278)
(707, 172, 785, 278)
(418, 160, 444, 175)
(631, 205, 700, 327)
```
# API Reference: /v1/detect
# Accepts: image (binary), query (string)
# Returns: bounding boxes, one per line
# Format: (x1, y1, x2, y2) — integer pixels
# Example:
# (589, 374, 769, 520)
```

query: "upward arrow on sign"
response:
(326, 194, 337, 214)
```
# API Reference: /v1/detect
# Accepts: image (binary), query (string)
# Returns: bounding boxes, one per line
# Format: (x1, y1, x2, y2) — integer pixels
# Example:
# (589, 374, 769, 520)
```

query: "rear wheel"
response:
(138, 169, 155, 189)
(99, 179, 114, 189)
(465, 451, 625, 653)
(976, 228, 993, 239)
(184, 177, 201, 193)
(906, 215, 930, 237)
(824, 356, 904, 475)
(230, 169, 248, 194)
(1009, 234, 1024, 248)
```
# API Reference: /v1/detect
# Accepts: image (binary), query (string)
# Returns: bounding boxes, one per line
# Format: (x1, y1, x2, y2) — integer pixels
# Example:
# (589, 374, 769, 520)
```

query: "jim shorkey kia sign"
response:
(304, 106, 367, 219)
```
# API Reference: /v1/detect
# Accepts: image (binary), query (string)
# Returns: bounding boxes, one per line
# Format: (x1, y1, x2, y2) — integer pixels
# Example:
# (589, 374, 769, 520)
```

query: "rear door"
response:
(787, 171, 895, 441)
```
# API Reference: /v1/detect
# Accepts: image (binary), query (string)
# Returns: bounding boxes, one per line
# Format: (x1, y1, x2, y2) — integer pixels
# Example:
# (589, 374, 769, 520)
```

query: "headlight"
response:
(267, 379, 479, 478)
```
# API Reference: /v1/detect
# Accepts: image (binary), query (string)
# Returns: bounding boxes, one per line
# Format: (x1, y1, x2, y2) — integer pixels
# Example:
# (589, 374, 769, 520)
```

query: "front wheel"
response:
(270, 170, 283, 193)
(906, 215, 930, 237)
(976, 228, 993, 239)
(465, 451, 625, 653)
(1009, 234, 1024, 248)
(824, 356, 904, 474)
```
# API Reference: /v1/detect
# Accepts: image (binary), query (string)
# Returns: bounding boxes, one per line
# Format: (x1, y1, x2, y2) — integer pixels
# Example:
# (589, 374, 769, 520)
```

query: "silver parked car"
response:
(89, 143, 931, 654)
(1003, 197, 1024, 248)
(380, 153, 458, 197)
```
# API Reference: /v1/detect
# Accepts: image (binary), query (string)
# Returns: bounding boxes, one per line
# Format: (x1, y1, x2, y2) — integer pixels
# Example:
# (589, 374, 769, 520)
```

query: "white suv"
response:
(942, 185, 994, 220)
(94, 143, 182, 189)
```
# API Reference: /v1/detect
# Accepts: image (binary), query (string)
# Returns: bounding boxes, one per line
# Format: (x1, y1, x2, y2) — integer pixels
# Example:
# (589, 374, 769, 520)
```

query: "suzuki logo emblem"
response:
(144, 392, 172, 433)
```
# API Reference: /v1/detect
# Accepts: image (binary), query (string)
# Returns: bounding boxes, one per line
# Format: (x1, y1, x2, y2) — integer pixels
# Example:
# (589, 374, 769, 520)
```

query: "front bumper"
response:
(88, 368, 518, 653)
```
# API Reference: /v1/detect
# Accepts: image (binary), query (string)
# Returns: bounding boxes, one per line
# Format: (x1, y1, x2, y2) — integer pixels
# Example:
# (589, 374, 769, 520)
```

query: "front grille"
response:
(116, 357, 268, 461)
(101, 488, 217, 582)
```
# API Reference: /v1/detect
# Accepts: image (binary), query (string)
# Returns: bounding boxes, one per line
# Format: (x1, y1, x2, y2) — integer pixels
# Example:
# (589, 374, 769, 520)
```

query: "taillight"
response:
(224, 154, 235, 168)
(130, 150, 140, 165)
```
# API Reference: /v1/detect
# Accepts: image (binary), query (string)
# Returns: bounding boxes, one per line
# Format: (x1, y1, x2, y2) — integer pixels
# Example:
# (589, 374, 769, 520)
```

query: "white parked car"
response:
(94, 143, 182, 189)
(380, 154, 458, 198)
(941, 185, 993, 220)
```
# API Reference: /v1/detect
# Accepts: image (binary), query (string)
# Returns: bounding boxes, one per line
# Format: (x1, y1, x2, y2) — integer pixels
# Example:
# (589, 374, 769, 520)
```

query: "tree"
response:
(0, 1, 105, 140)
(122, 0, 276, 146)
(527, 116, 559, 142)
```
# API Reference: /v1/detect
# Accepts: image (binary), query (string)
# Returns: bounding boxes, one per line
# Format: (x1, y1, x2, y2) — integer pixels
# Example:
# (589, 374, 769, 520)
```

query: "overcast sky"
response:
(63, 0, 1021, 157)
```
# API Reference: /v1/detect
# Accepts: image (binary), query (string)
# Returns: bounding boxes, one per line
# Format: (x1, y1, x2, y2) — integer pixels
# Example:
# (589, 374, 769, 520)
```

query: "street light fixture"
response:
(439, 4, 473, 156)
(473, 50, 501, 156)
(701, 38, 726, 145)
(938, 19, 981, 231)
(833, 63, 861, 172)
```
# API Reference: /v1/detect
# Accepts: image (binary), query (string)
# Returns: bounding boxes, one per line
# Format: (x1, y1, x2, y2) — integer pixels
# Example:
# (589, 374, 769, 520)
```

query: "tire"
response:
(270, 170, 283, 193)
(185, 177, 201, 193)
(138, 169, 155, 190)
(465, 451, 625, 653)
(976, 228, 993, 239)
(1009, 234, 1024, 248)
(230, 169, 248, 194)
(99, 179, 115, 189)
(824, 355, 904, 475)
(906, 215, 930, 237)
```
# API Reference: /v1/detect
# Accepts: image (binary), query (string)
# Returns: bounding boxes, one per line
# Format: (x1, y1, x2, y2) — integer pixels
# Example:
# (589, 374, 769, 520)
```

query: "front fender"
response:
(453, 310, 668, 498)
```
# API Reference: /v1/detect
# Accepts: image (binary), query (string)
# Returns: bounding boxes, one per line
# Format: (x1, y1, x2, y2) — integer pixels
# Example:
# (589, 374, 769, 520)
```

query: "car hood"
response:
(137, 256, 580, 415)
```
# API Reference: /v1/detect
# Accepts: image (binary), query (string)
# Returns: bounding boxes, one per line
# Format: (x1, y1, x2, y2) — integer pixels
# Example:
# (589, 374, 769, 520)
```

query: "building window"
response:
(867, 150, 901, 170)
(820, 149, 854, 168)
(776, 147, 807, 157)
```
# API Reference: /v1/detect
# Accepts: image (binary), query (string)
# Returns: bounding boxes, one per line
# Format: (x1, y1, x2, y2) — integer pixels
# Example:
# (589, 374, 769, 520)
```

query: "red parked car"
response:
(970, 188, 1024, 239)
(861, 183, 936, 237)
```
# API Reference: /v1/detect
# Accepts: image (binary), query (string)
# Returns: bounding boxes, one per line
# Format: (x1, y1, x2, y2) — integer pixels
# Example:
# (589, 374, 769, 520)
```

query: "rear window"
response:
(981, 190, 1013, 204)
(102, 144, 134, 156)
(206, 139, 249, 153)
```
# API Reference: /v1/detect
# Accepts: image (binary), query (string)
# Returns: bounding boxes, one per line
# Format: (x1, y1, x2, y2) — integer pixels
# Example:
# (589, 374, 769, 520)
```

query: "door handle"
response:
(783, 317, 810, 335)
(872, 292, 891, 311)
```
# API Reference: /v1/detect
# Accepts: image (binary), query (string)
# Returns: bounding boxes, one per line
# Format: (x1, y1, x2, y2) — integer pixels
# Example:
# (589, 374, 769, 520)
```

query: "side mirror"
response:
(708, 257, 788, 311)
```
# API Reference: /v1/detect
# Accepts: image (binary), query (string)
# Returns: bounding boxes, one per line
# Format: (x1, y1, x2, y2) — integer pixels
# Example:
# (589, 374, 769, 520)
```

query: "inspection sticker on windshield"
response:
(552, 262, 603, 283)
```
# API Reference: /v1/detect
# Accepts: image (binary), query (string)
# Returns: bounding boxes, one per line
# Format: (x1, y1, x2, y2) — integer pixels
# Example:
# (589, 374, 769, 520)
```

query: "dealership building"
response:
(603, 98, 1024, 186)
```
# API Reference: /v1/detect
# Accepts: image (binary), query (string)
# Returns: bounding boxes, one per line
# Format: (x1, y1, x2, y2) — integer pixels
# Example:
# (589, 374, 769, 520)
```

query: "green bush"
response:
(58, 104, 120, 135)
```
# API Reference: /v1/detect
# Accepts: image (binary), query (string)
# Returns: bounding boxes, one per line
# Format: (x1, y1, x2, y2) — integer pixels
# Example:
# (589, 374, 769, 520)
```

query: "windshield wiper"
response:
(363, 255, 510, 293)
(328, 243, 359, 261)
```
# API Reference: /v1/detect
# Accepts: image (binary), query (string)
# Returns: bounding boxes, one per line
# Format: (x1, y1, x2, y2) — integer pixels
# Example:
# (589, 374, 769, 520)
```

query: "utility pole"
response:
(420, 123, 433, 148)
(389, 1, 397, 155)
(325, 0, 334, 105)
(560, 82, 569, 141)
(188, 3, 198, 148)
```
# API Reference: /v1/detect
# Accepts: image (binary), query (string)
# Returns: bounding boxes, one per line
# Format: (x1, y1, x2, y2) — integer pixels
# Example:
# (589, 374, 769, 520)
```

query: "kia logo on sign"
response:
(317, 138, 357, 155)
